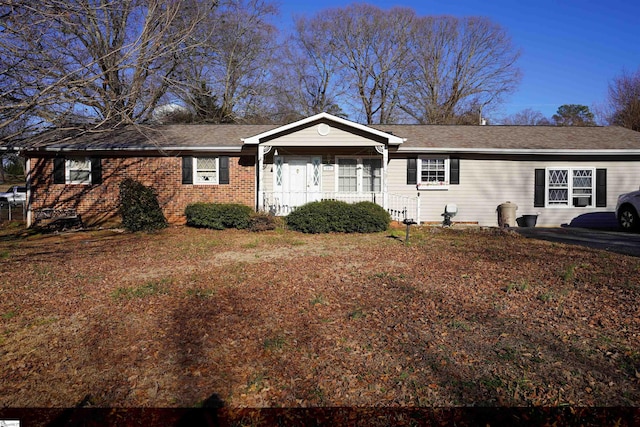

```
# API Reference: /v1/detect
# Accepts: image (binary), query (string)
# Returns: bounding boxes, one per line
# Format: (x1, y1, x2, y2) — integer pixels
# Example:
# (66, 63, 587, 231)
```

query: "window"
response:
(312, 157, 321, 187)
(416, 156, 451, 189)
(363, 158, 382, 192)
(421, 158, 446, 183)
(54, 157, 101, 185)
(182, 156, 229, 185)
(338, 159, 358, 192)
(546, 167, 595, 207)
(274, 156, 283, 188)
(66, 158, 92, 184)
(337, 157, 382, 193)
(195, 157, 218, 184)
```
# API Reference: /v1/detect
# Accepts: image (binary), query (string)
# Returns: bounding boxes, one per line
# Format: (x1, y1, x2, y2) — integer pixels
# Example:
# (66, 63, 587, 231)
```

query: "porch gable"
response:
(242, 112, 404, 147)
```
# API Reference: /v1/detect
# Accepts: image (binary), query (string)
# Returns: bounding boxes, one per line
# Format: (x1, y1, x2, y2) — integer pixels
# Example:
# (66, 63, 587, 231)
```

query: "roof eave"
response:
(23, 146, 244, 153)
(397, 147, 640, 155)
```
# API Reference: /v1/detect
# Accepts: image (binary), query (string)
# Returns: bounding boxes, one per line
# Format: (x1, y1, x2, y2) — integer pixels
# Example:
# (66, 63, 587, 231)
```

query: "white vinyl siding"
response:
(271, 125, 385, 147)
(388, 157, 640, 227)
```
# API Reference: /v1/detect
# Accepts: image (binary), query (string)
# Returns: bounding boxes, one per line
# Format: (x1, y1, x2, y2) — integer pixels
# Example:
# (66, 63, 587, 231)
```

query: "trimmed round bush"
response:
(351, 201, 392, 233)
(285, 200, 348, 233)
(185, 203, 253, 229)
(286, 200, 390, 234)
(119, 178, 167, 232)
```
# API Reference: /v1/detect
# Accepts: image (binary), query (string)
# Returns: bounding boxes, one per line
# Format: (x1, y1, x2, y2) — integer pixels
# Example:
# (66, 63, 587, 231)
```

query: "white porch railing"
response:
(387, 193, 421, 223)
(262, 192, 420, 223)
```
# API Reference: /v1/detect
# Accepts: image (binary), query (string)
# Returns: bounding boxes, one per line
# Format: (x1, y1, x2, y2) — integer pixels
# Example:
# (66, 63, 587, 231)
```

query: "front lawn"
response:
(0, 225, 638, 408)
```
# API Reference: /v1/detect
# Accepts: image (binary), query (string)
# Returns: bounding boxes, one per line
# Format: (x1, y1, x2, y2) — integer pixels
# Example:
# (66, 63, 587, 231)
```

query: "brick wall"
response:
(28, 154, 256, 225)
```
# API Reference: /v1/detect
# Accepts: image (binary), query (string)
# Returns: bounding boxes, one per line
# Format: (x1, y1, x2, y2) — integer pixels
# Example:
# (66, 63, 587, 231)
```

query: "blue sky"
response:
(276, 0, 640, 122)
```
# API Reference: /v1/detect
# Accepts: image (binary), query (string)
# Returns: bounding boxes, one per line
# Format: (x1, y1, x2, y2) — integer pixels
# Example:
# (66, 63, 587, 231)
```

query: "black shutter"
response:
(407, 158, 417, 185)
(596, 168, 607, 207)
(219, 156, 229, 184)
(182, 156, 193, 184)
(534, 169, 545, 207)
(450, 158, 460, 185)
(91, 158, 102, 185)
(53, 157, 65, 184)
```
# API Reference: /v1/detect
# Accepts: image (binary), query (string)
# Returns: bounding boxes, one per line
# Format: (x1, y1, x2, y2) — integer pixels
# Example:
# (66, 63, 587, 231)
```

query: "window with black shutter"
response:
(53, 157, 65, 184)
(182, 157, 193, 184)
(183, 156, 229, 185)
(406, 158, 417, 185)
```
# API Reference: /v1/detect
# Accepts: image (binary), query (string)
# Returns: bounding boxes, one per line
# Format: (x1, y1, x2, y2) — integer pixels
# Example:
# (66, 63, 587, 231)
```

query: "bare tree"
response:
(401, 16, 521, 124)
(501, 108, 551, 125)
(0, 0, 216, 132)
(293, 4, 415, 124)
(174, 0, 278, 123)
(270, 16, 347, 121)
(284, 7, 520, 125)
(606, 68, 640, 132)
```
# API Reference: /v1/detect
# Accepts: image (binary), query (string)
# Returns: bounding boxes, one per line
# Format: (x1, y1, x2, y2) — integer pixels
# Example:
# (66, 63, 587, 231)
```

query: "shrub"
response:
(249, 212, 281, 232)
(351, 201, 392, 233)
(185, 203, 253, 230)
(118, 178, 167, 232)
(286, 200, 390, 234)
(285, 200, 347, 233)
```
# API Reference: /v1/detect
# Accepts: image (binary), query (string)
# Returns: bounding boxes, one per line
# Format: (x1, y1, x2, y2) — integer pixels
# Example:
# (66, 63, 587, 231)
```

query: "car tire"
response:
(618, 205, 639, 232)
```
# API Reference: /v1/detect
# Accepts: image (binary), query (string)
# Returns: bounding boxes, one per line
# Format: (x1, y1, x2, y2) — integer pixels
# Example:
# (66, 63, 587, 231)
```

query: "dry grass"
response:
(0, 224, 639, 408)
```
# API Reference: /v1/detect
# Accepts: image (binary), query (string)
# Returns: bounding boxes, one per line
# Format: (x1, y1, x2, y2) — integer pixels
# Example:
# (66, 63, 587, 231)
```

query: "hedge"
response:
(286, 200, 390, 234)
(185, 203, 253, 229)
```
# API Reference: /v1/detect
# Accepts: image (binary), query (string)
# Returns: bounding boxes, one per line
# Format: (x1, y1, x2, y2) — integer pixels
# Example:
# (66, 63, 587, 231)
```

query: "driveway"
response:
(516, 227, 640, 258)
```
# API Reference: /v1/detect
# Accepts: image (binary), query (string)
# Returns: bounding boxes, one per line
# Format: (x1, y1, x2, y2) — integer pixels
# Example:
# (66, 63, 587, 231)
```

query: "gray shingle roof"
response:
(13, 123, 640, 152)
(371, 125, 640, 151)
(19, 124, 277, 151)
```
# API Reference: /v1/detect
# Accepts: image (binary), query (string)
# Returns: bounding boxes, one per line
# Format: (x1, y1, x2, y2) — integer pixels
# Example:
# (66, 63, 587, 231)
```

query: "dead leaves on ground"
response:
(0, 226, 638, 407)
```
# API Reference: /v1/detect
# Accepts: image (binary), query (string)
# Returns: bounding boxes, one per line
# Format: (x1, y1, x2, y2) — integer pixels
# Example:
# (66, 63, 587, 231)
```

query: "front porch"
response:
(243, 112, 417, 223)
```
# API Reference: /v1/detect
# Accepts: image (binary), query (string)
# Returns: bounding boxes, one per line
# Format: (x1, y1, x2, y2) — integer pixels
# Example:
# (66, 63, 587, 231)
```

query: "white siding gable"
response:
(264, 124, 384, 147)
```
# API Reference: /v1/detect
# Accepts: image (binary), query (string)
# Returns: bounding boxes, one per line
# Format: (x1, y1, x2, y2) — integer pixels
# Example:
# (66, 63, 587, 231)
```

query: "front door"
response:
(276, 157, 323, 209)
(286, 158, 307, 207)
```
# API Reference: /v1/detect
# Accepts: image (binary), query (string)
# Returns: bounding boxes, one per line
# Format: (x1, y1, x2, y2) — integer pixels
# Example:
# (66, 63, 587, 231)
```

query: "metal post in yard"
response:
(403, 217, 417, 244)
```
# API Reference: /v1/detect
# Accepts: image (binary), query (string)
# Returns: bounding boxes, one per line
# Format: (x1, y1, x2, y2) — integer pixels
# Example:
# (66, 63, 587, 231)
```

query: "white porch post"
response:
(25, 157, 32, 227)
(257, 145, 264, 211)
(377, 145, 389, 210)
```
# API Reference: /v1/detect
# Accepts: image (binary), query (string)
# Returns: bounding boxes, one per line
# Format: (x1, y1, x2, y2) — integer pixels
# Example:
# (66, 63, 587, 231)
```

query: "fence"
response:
(0, 201, 26, 222)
